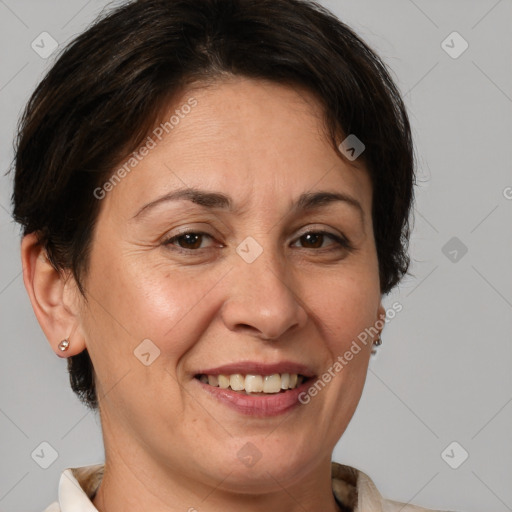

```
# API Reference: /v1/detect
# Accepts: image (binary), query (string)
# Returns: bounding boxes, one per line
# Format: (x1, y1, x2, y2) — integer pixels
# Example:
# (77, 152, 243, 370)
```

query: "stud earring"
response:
(58, 338, 70, 352)
(373, 335, 382, 346)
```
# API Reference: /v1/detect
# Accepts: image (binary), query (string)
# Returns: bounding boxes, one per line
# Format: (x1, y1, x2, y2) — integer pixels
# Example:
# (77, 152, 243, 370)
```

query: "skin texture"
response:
(22, 77, 386, 512)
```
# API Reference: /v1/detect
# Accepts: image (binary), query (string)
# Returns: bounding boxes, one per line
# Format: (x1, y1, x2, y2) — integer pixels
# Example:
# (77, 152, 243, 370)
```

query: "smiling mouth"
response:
(194, 373, 312, 395)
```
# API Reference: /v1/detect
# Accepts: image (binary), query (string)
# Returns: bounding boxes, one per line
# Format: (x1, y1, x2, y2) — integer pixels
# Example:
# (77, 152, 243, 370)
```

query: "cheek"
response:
(82, 256, 224, 418)
(310, 279, 376, 425)
(87, 251, 238, 384)
(312, 269, 380, 350)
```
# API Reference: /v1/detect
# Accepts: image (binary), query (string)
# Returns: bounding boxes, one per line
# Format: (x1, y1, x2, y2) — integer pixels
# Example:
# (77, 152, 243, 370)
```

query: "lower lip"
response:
(195, 378, 314, 417)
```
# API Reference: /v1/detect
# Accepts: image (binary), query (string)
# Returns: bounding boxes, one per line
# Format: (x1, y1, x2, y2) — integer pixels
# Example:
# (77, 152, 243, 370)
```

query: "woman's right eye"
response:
(162, 231, 216, 251)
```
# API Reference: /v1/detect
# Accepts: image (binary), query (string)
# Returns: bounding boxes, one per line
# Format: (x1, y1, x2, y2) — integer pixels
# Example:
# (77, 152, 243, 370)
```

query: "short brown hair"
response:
(11, 0, 415, 411)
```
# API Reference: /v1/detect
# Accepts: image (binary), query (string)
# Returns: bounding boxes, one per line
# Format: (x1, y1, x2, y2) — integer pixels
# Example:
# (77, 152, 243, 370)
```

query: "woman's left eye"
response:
(291, 231, 351, 250)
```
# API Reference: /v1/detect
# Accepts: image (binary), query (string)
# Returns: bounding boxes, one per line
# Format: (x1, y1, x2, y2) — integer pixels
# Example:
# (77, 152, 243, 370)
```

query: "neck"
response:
(91, 449, 342, 512)
(91, 403, 344, 512)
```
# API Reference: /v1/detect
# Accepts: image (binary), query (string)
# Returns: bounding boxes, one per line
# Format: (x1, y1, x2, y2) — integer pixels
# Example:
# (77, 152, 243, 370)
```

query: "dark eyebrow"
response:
(131, 187, 364, 222)
(293, 191, 364, 222)
(131, 188, 233, 220)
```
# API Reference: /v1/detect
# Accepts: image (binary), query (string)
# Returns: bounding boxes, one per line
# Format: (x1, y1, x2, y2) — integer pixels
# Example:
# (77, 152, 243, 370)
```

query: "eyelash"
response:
(162, 230, 353, 254)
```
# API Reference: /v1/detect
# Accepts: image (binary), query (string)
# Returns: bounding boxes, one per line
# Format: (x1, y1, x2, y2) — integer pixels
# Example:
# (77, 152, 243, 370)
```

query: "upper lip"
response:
(195, 361, 316, 378)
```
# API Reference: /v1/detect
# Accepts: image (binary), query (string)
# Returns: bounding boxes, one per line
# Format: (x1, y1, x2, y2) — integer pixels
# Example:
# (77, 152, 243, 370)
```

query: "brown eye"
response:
(300, 232, 326, 248)
(293, 231, 351, 250)
(163, 232, 213, 250)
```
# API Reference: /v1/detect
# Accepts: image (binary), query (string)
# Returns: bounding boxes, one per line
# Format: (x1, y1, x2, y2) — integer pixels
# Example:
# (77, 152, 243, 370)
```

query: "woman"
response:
(12, 0, 456, 510)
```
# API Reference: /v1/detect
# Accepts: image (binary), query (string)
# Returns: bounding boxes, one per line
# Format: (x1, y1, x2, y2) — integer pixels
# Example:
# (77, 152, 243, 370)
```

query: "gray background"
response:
(0, 1, 511, 511)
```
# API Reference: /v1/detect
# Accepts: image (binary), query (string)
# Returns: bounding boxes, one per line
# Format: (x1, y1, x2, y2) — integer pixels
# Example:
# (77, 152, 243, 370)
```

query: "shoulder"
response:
(42, 463, 104, 512)
(69, 464, 104, 498)
(43, 502, 61, 512)
(331, 461, 458, 512)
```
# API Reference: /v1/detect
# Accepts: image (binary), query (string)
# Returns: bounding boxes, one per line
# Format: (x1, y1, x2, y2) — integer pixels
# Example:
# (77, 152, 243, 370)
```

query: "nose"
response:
(220, 249, 308, 341)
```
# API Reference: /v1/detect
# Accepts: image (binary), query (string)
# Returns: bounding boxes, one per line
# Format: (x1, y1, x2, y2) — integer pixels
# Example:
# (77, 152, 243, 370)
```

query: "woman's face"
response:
(78, 77, 384, 491)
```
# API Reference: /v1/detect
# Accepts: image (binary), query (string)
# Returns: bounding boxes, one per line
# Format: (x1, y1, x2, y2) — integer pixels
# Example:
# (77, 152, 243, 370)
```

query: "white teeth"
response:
(199, 373, 305, 393)
(245, 374, 263, 393)
(263, 374, 281, 393)
(230, 374, 245, 391)
(218, 374, 230, 389)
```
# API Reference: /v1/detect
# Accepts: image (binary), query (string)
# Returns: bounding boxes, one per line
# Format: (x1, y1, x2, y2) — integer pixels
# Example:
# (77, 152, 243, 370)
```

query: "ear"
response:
(20, 232, 87, 358)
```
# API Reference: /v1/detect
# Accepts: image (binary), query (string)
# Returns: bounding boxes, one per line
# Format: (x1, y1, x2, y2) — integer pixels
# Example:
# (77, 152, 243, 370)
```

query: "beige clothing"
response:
(43, 462, 455, 511)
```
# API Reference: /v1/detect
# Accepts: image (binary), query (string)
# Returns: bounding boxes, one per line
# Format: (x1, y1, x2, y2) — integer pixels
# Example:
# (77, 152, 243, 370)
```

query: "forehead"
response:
(101, 77, 372, 222)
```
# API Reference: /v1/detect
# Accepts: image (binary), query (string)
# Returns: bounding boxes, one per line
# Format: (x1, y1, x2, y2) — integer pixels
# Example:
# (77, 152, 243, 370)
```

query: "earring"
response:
(58, 339, 70, 352)
(373, 335, 382, 346)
